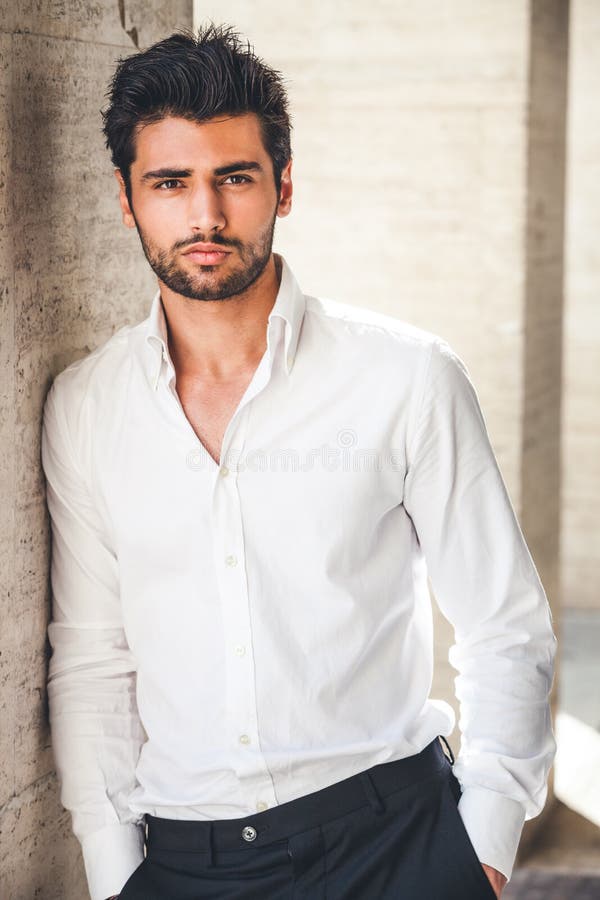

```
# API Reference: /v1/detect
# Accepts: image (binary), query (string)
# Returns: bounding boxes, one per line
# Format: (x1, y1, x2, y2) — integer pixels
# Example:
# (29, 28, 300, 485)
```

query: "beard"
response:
(134, 211, 277, 301)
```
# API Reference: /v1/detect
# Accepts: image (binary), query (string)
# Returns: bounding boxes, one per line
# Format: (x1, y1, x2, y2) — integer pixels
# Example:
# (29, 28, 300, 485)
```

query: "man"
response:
(41, 24, 557, 900)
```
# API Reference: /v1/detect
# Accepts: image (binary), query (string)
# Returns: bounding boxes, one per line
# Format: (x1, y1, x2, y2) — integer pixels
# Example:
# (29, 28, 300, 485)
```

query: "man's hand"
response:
(482, 863, 508, 898)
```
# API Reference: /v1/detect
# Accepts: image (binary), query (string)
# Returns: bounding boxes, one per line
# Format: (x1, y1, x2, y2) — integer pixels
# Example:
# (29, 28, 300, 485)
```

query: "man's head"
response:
(102, 24, 292, 204)
(101, 25, 293, 302)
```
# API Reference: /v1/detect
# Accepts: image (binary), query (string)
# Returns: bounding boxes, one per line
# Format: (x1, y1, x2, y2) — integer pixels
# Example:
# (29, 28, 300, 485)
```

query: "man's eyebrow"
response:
(213, 161, 263, 176)
(141, 168, 192, 182)
(141, 161, 264, 182)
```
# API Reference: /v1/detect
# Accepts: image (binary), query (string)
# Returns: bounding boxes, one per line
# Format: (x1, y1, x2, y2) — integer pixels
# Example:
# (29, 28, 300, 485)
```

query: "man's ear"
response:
(276, 159, 293, 218)
(115, 170, 136, 229)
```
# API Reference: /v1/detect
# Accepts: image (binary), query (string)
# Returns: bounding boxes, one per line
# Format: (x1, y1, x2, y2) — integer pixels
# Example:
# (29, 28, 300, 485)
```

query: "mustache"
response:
(173, 233, 243, 251)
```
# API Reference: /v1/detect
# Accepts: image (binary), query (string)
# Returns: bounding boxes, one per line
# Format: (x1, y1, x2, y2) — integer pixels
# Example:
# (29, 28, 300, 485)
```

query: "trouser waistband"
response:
(145, 736, 453, 855)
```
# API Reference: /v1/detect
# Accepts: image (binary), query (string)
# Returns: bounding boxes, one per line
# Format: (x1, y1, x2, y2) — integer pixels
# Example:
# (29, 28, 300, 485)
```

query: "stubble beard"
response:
(134, 211, 278, 302)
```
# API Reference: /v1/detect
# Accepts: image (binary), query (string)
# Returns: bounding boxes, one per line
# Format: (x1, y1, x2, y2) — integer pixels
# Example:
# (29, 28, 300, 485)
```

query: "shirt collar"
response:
(144, 253, 306, 390)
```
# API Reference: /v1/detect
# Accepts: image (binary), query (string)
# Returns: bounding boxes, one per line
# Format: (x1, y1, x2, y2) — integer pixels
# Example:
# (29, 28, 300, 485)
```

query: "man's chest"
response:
(93, 358, 413, 579)
(176, 374, 256, 467)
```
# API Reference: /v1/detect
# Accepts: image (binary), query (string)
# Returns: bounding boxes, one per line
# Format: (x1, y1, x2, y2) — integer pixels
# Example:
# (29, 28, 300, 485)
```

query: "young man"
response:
(41, 25, 557, 900)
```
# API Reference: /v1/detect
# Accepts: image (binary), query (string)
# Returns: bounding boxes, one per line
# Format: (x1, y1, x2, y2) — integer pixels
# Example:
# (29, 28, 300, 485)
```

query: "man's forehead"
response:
(131, 112, 268, 168)
(134, 112, 263, 145)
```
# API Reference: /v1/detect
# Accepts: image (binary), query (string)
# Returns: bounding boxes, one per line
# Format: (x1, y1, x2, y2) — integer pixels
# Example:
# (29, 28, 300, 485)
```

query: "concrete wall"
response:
(562, 0, 600, 611)
(0, 3, 192, 898)
(193, 0, 568, 849)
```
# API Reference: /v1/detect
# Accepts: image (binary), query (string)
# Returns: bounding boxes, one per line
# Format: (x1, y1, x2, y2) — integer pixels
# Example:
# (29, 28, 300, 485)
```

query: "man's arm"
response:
(403, 339, 557, 884)
(41, 380, 146, 900)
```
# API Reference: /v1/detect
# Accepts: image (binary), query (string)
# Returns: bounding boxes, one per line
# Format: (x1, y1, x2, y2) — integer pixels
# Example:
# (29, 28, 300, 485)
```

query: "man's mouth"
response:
(181, 242, 232, 265)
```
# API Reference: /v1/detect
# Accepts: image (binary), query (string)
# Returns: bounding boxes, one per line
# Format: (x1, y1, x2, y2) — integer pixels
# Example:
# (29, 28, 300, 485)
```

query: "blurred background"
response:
(0, 1, 597, 897)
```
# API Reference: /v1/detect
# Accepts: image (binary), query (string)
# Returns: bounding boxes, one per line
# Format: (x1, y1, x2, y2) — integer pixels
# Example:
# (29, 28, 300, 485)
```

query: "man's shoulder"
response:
(48, 319, 144, 413)
(304, 293, 448, 358)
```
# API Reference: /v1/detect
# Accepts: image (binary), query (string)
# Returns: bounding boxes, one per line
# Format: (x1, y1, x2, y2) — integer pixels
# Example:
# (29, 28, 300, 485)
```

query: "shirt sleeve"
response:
(402, 339, 558, 882)
(41, 379, 146, 900)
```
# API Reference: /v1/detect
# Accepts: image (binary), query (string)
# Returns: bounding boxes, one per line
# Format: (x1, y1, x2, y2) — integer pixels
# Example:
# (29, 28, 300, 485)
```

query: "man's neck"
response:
(159, 253, 282, 382)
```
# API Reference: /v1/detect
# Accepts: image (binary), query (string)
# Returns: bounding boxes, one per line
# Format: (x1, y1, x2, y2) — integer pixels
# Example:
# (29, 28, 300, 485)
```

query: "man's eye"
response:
(223, 174, 251, 185)
(156, 179, 181, 190)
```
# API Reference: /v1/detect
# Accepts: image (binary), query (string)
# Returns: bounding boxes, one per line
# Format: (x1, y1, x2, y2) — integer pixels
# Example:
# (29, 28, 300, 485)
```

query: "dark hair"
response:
(101, 23, 292, 202)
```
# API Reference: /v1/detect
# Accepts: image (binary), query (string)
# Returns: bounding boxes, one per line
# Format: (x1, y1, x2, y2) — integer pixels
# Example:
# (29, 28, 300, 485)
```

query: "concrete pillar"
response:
(519, 0, 569, 852)
(194, 0, 568, 853)
(562, 0, 600, 613)
(0, 3, 192, 898)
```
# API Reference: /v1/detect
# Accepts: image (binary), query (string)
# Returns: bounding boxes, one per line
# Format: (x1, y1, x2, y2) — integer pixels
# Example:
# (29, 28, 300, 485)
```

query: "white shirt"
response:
(41, 254, 557, 900)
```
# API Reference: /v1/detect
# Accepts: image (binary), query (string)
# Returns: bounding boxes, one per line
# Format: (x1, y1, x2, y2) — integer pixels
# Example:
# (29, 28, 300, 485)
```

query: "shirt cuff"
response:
(81, 822, 145, 900)
(457, 785, 526, 882)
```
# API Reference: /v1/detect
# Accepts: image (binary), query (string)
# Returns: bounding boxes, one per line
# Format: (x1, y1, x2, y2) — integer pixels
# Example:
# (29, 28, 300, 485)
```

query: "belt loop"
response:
(206, 821, 215, 867)
(439, 734, 455, 766)
(359, 771, 385, 814)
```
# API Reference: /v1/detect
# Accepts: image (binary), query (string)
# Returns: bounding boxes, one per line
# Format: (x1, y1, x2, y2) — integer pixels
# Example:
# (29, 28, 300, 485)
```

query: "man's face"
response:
(116, 112, 292, 301)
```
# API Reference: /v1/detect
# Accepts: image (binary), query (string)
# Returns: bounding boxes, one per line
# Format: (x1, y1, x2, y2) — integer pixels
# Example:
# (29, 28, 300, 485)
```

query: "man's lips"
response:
(181, 243, 232, 265)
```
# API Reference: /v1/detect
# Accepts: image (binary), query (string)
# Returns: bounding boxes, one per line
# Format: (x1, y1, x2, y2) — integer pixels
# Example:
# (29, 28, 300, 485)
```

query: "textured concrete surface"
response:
(196, 0, 568, 855)
(520, 0, 568, 668)
(562, 0, 600, 611)
(0, 28, 16, 834)
(0, 774, 88, 900)
(0, 0, 191, 46)
(0, 3, 192, 899)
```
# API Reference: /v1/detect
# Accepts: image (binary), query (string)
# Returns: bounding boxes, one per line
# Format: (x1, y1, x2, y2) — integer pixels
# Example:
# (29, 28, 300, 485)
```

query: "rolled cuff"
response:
(457, 785, 527, 882)
(82, 822, 145, 900)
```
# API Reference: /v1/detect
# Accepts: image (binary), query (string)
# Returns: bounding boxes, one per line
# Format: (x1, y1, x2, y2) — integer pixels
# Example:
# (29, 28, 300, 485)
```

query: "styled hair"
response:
(101, 23, 292, 201)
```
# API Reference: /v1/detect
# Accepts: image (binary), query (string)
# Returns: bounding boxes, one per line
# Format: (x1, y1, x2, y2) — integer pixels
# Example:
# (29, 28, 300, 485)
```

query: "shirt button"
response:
(242, 826, 257, 842)
(220, 465, 229, 478)
(235, 645, 246, 657)
(257, 801, 268, 812)
(239, 734, 251, 745)
(225, 555, 238, 567)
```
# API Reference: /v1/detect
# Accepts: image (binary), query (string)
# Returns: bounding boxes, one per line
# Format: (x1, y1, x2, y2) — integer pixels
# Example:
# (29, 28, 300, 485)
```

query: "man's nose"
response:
(188, 184, 226, 234)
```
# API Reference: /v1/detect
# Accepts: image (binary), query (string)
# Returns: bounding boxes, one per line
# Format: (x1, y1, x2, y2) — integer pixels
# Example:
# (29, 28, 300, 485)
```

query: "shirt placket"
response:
(209, 345, 280, 814)
(156, 324, 282, 814)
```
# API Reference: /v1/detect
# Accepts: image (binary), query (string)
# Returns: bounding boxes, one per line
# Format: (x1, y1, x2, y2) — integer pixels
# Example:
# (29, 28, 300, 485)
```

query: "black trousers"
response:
(119, 737, 497, 899)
